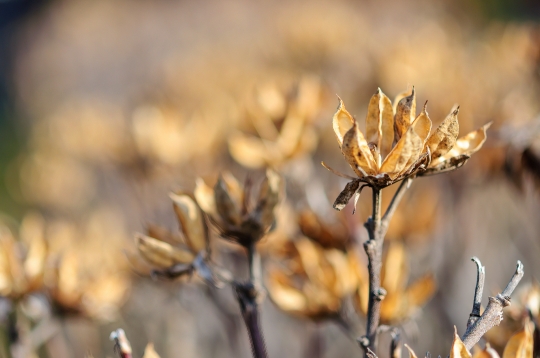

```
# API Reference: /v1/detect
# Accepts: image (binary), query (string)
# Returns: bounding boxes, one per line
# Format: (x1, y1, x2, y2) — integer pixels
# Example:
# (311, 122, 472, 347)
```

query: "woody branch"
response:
(461, 260, 524, 350)
(234, 243, 268, 358)
(360, 178, 412, 356)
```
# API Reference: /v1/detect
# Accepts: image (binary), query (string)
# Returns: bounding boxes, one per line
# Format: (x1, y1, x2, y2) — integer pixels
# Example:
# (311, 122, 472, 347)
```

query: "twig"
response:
(110, 329, 132, 358)
(360, 180, 412, 357)
(467, 257, 485, 329)
(235, 243, 268, 358)
(461, 261, 524, 350)
(361, 188, 385, 356)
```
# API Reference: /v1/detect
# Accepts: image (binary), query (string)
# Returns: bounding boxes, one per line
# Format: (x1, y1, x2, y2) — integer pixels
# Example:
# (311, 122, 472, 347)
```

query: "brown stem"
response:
(461, 261, 524, 350)
(361, 188, 385, 356)
(360, 180, 412, 357)
(235, 243, 267, 358)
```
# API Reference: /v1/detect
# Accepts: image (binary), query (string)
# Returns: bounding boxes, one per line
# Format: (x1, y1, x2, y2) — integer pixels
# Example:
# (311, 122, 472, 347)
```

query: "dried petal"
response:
(136, 235, 194, 268)
(442, 122, 491, 159)
(333, 98, 355, 147)
(169, 193, 207, 253)
(412, 103, 432, 143)
(143, 343, 161, 358)
(424, 154, 470, 175)
(194, 178, 217, 216)
(342, 122, 377, 176)
(255, 169, 282, 228)
(502, 321, 534, 358)
(450, 327, 472, 358)
(228, 133, 273, 168)
(267, 269, 307, 313)
(214, 176, 242, 226)
(381, 126, 423, 179)
(472, 344, 500, 358)
(365, 89, 382, 145)
(20, 213, 47, 287)
(406, 275, 436, 308)
(381, 242, 407, 295)
(404, 344, 419, 358)
(394, 89, 416, 141)
(426, 107, 460, 159)
(333, 180, 361, 211)
(276, 112, 305, 156)
(380, 92, 395, 158)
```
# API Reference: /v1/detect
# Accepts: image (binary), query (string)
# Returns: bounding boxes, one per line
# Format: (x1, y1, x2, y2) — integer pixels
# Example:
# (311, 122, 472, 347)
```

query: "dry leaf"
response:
(143, 343, 161, 358)
(404, 344, 419, 358)
(472, 344, 500, 358)
(426, 107, 460, 159)
(450, 327, 472, 358)
(136, 235, 194, 268)
(341, 122, 377, 176)
(394, 90, 416, 141)
(502, 321, 534, 358)
(333, 97, 355, 147)
(170, 193, 207, 253)
(365, 89, 383, 145)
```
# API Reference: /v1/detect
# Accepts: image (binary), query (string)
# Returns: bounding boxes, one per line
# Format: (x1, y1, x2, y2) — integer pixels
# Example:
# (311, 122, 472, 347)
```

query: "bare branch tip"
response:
(471, 257, 485, 273)
(516, 260, 524, 274)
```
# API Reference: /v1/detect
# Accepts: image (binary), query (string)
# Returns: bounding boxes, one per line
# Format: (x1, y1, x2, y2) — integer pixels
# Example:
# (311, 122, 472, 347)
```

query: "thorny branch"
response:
(461, 260, 524, 350)
(234, 243, 268, 358)
(467, 257, 485, 329)
(360, 179, 413, 357)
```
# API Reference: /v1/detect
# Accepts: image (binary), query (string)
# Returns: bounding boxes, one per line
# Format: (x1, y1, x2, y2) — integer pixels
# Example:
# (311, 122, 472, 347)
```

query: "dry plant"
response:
(124, 86, 533, 358)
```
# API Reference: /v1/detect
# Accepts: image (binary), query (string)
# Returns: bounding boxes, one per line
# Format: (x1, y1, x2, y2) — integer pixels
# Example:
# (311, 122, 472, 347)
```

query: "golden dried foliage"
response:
(136, 194, 206, 270)
(267, 237, 361, 319)
(354, 242, 436, 323)
(195, 170, 282, 247)
(327, 88, 489, 210)
(143, 343, 161, 358)
(229, 77, 323, 168)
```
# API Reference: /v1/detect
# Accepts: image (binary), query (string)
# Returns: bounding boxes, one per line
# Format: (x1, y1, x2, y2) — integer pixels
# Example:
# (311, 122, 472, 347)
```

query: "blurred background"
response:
(0, 0, 539, 357)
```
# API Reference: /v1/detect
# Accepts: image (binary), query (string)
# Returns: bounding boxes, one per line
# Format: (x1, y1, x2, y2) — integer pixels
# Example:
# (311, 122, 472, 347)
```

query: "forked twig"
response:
(461, 261, 524, 350)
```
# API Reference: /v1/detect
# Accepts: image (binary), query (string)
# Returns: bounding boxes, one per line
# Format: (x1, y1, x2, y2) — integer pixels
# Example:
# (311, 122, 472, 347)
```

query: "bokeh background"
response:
(0, 0, 539, 357)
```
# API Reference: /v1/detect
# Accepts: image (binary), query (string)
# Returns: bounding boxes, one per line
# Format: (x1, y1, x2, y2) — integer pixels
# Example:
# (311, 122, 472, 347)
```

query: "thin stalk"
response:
(361, 179, 412, 357)
(235, 243, 268, 358)
(362, 188, 384, 356)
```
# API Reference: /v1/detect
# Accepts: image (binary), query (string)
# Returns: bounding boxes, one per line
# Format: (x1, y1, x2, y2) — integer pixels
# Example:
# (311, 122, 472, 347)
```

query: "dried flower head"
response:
(326, 88, 490, 210)
(135, 193, 227, 286)
(229, 77, 321, 168)
(195, 169, 282, 247)
(267, 237, 359, 320)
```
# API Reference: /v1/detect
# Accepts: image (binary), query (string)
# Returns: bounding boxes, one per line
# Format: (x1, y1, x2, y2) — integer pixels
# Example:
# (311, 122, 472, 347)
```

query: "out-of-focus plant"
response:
(354, 241, 436, 324)
(0, 209, 131, 356)
(229, 77, 323, 169)
(135, 170, 282, 358)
